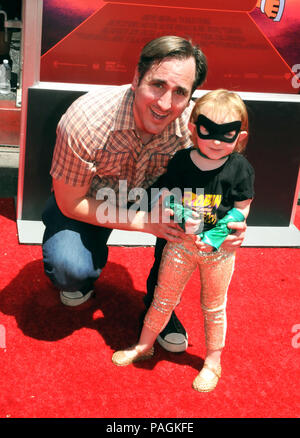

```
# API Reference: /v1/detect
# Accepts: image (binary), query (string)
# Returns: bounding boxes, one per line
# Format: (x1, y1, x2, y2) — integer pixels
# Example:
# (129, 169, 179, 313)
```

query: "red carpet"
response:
(0, 198, 299, 419)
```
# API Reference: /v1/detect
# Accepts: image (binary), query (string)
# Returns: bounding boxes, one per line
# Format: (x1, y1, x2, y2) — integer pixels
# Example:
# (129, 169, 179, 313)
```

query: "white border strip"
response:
(17, 220, 300, 247)
(32, 82, 300, 103)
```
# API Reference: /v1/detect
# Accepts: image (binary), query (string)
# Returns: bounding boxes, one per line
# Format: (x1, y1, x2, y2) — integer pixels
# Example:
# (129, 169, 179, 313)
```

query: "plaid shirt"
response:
(50, 85, 194, 205)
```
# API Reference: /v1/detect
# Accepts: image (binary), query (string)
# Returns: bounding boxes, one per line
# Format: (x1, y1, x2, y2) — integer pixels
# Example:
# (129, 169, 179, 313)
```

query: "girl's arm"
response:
(218, 198, 252, 250)
(233, 198, 253, 220)
(193, 198, 253, 251)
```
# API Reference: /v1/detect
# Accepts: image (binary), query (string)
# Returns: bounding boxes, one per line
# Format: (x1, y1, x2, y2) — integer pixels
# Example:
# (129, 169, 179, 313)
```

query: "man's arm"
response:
(52, 178, 185, 241)
(220, 221, 247, 249)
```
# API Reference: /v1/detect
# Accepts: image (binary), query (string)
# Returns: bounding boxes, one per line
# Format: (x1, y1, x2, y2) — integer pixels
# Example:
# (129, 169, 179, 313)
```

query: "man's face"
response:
(132, 56, 196, 143)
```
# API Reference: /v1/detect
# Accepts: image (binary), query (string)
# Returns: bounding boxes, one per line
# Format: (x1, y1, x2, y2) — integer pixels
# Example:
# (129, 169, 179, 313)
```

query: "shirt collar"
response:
(112, 86, 136, 132)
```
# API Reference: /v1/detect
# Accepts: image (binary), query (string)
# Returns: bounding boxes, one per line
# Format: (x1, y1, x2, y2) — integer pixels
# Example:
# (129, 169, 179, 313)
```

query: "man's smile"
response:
(150, 107, 170, 120)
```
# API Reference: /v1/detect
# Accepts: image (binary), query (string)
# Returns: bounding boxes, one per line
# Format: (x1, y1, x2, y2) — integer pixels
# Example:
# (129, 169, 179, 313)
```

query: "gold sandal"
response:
(192, 363, 222, 392)
(112, 346, 154, 366)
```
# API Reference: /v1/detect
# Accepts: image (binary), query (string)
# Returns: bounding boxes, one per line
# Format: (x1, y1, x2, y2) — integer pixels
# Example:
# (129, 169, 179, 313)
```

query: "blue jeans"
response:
(42, 193, 165, 306)
(42, 194, 112, 293)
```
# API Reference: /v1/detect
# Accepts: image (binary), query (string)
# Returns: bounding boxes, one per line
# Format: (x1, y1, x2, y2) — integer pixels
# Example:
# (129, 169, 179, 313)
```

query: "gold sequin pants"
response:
(144, 239, 236, 351)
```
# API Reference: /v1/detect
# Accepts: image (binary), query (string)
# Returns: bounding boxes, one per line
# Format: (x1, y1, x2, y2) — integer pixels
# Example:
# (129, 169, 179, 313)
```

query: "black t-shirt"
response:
(148, 148, 255, 232)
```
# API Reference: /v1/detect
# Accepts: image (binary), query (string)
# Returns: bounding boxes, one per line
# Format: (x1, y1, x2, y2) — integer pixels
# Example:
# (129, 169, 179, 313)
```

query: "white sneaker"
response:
(60, 290, 94, 307)
(155, 311, 188, 353)
(157, 332, 188, 353)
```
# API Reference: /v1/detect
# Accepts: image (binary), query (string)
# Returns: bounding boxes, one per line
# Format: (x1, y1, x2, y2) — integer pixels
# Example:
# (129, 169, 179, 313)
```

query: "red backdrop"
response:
(40, 0, 300, 93)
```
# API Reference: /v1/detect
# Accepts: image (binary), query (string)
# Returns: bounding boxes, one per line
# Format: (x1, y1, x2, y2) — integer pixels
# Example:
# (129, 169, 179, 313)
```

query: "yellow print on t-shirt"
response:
(182, 191, 222, 225)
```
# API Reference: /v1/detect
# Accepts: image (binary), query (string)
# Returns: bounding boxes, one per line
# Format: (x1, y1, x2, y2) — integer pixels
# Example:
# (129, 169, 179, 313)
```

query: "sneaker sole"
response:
(157, 333, 188, 353)
(60, 290, 94, 307)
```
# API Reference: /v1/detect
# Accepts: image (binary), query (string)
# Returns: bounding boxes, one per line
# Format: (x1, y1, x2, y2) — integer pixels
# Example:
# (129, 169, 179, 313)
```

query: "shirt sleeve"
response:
(230, 158, 255, 202)
(50, 97, 97, 186)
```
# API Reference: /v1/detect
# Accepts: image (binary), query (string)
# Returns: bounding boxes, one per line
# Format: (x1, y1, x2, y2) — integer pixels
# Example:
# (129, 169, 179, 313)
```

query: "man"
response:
(42, 35, 246, 353)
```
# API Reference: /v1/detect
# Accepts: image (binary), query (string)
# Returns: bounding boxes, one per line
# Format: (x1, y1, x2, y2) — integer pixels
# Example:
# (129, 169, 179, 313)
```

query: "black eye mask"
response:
(195, 114, 241, 144)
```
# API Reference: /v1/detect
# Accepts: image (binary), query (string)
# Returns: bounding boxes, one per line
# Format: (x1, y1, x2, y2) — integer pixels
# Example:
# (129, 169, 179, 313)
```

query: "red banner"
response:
(40, 0, 300, 94)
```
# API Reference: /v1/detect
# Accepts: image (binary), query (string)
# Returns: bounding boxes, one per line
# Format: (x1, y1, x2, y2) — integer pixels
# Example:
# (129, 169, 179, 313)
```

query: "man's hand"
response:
(142, 191, 185, 242)
(222, 221, 247, 249)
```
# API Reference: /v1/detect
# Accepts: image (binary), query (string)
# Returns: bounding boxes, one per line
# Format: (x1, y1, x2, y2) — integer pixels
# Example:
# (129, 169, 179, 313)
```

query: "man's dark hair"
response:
(137, 35, 207, 96)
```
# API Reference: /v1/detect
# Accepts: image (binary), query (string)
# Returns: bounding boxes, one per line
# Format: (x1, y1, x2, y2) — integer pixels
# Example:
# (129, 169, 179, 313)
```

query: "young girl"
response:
(112, 89, 255, 392)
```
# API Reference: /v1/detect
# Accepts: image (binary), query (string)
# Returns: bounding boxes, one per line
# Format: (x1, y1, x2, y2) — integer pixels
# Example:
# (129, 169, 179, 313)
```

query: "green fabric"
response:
(164, 196, 245, 250)
(199, 208, 245, 250)
(164, 195, 194, 230)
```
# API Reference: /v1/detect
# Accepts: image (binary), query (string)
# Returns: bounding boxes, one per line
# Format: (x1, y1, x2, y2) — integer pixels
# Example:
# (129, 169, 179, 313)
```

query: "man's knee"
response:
(43, 254, 101, 292)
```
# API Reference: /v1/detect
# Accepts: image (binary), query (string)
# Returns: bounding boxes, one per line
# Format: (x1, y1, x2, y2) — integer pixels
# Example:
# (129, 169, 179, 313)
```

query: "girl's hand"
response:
(184, 212, 201, 235)
(190, 234, 213, 252)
